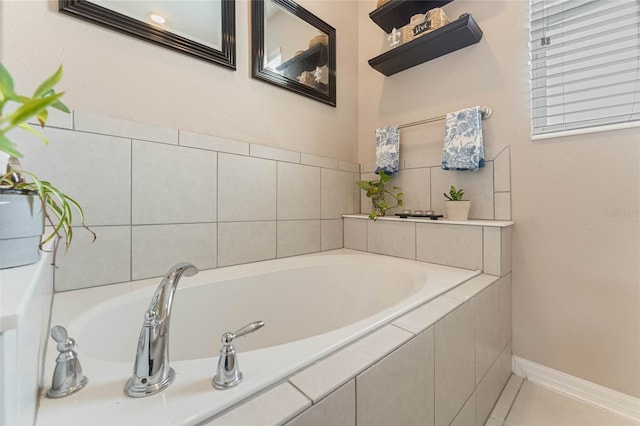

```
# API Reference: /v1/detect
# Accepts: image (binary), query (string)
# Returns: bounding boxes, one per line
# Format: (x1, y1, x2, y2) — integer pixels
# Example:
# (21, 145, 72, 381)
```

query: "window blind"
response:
(530, 0, 640, 137)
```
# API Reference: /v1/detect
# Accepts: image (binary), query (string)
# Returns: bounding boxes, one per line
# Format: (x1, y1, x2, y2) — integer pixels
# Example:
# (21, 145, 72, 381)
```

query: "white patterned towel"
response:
(441, 106, 485, 171)
(375, 125, 399, 176)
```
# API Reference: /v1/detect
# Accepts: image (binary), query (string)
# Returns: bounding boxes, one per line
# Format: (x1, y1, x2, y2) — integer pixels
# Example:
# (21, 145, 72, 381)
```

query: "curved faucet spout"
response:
(125, 262, 198, 398)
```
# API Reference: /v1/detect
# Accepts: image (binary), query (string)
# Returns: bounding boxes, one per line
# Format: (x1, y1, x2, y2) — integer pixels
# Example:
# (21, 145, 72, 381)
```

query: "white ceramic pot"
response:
(444, 200, 471, 221)
(0, 191, 43, 269)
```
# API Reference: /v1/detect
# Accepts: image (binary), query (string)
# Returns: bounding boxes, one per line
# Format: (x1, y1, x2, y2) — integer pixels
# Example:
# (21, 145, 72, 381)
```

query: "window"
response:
(529, 0, 640, 138)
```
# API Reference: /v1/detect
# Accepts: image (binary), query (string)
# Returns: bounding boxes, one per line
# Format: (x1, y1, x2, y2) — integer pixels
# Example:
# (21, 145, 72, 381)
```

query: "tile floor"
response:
(486, 375, 640, 426)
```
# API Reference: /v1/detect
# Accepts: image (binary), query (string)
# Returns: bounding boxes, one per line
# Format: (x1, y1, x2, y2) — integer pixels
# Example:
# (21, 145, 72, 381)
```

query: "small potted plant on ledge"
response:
(0, 63, 95, 269)
(443, 185, 471, 221)
(356, 170, 404, 220)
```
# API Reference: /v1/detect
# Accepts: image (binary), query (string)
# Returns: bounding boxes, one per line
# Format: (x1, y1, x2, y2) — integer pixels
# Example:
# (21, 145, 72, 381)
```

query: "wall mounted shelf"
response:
(369, 0, 454, 33)
(276, 43, 328, 79)
(368, 14, 483, 76)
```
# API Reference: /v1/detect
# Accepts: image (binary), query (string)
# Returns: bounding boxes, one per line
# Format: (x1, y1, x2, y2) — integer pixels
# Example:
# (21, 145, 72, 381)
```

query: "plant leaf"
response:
(7, 92, 64, 128)
(17, 122, 49, 144)
(0, 134, 22, 157)
(356, 180, 372, 191)
(0, 63, 17, 102)
(32, 65, 63, 98)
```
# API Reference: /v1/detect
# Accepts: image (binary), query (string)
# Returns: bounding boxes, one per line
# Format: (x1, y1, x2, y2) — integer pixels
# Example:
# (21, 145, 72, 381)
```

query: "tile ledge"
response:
(342, 214, 514, 228)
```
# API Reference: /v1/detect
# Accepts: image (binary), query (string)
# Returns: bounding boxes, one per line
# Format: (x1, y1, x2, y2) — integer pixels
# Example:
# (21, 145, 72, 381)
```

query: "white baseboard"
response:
(512, 356, 640, 422)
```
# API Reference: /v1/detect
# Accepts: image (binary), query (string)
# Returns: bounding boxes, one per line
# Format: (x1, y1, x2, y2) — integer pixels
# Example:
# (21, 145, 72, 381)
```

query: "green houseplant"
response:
(443, 185, 471, 221)
(356, 170, 403, 220)
(0, 63, 94, 268)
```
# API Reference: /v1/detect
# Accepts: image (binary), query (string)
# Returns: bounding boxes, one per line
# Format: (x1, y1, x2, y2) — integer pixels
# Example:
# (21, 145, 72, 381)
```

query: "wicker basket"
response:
(308, 34, 328, 48)
(376, 0, 390, 9)
(402, 8, 450, 43)
(297, 71, 316, 87)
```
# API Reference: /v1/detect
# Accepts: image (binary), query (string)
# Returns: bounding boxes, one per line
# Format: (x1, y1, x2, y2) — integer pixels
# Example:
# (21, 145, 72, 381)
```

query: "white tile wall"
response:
(286, 380, 355, 426)
(475, 283, 501, 386)
(217, 221, 276, 267)
(321, 169, 359, 219)
(206, 383, 311, 426)
(131, 223, 217, 279)
(277, 220, 321, 258)
(74, 112, 178, 144)
(367, 220, 416, 260)
(343, 218, 367, 251)
(289, 325, 413, 403)
(278, 163, 320, 220)
(356, 327, 435, 426)
(54, 226, 131, 291)
(495, 192, 512, 221)
(250, 144, 301, 163)
(432, 163, 495, 219)
(132, 141, 217, 224)
(416, 223, 483, 270)
(493, 147, 511, 192)
(499, 273, 513, 351)
(16, 110, 365, 290)
(179, 130, 249, 155)
(387, 167, 431, 215)
(302, 153, 339, 169)
(218, 153, 277, 222)
(435, 301, 476, 426)
(321, 219, 343, 251)
(451, 394, 477, 426)
(360, 145, 511, 221)
(18, 127, 132, 226)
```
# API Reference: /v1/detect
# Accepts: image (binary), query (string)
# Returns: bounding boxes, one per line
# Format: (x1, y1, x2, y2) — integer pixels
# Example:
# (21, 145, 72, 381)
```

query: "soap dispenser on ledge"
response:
(46, 325, 88, 398)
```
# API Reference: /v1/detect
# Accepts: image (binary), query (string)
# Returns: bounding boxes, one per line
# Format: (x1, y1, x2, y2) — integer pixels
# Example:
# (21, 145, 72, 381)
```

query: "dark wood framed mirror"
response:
(251, 0, 336, 107)
(59, 0, 236, 70)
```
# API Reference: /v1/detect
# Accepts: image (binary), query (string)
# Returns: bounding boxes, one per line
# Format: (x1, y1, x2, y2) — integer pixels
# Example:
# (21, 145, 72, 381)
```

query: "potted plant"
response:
(356, 170, 403, 220)
(0, 63, 94, 269)
(443, 185, 471, 221)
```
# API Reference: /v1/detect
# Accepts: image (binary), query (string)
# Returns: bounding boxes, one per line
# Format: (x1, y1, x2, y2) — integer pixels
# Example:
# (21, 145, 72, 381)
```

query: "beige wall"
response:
(358, 0, 639, 397)
(0, 0, 358, 162)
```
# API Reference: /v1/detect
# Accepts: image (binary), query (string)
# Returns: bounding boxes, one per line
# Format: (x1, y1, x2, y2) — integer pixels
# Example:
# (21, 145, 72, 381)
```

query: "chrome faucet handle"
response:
(229, 320, 265, 341)
(46, 325, 89, 398)
(213, 321, 265, 390)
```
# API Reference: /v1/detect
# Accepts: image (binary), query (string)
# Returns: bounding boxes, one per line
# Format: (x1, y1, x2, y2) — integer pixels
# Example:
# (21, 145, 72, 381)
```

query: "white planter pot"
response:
(0, 191, 44, 269)
(444, 200, 471, 221)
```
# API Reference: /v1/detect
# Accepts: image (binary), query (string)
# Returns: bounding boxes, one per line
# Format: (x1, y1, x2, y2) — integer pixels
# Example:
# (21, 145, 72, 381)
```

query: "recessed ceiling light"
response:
(149, 13, 166, 25)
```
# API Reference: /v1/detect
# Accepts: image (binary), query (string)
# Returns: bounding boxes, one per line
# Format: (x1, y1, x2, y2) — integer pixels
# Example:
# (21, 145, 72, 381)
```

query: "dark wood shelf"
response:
(276, 43, 328, 79)
(369, 0, 453, 33)
(368, 14, 482, 76)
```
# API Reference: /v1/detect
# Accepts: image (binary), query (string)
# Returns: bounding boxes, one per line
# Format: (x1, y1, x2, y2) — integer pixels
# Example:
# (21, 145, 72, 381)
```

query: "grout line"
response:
(502, 376, 525, 424)
(129, 139, 134, 282)
(216, 152, 220, 268)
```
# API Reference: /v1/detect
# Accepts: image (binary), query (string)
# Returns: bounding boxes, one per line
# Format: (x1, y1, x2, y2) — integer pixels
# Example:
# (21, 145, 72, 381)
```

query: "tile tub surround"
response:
(208, 272, 513, 426)
(360, 145, 511, 221)
(343, 215, 513, 276)
(17, 110, 360, 291)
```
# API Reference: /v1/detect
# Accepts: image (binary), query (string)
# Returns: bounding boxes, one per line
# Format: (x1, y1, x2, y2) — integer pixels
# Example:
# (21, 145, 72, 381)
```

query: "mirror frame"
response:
(59, 0, 236, 70)
(251, 0, 336, 107)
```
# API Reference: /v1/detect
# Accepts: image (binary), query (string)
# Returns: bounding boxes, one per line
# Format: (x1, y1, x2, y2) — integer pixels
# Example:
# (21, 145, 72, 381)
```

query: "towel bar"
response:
(398, 105, 492, 129)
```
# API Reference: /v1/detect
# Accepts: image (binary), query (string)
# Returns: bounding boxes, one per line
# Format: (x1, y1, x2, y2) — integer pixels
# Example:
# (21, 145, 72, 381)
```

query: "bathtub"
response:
(37, 250, 480, 425)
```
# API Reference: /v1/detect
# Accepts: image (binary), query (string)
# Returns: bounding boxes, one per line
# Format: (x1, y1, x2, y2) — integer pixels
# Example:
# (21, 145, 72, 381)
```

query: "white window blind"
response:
(530, 0, 640, 137)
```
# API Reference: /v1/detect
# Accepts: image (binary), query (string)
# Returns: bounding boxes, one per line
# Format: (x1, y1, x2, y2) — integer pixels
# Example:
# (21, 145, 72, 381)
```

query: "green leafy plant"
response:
(356, 170, 403, 220)
(0, 63, 95, 251)
(443, 185, 465, 201)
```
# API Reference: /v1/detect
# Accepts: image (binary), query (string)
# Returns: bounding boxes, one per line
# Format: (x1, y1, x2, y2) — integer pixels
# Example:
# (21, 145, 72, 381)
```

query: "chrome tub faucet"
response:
(125, 262, 198, 398)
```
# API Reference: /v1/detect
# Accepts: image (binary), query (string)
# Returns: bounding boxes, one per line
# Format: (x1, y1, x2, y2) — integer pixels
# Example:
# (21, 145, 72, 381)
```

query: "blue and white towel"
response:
(441, 106, 485, 171)
(375, 125, 400, 176)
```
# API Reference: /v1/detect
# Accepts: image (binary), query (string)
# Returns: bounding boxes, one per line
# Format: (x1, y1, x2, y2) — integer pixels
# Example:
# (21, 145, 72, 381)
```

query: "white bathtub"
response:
(37, 250, 480, 425)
